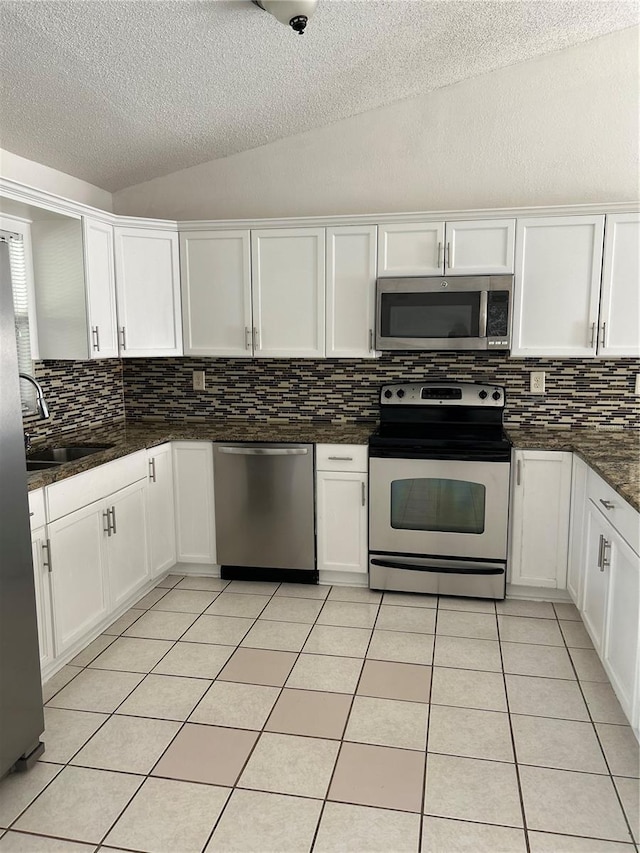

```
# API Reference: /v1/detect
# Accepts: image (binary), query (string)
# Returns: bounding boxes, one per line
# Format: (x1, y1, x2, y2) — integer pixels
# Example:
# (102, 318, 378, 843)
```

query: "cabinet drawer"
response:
(28, 488, 46, 529)
(46, 450, 148, 522)
(316, 444, 368, 473)
(587, 469, 639, 555)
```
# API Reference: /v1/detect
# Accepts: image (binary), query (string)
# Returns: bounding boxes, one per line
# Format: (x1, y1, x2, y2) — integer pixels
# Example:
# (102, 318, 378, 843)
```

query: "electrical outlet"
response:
(192, 370, 205, 391)
(635, 374, 640, 395)
(530, 371, 545, 394)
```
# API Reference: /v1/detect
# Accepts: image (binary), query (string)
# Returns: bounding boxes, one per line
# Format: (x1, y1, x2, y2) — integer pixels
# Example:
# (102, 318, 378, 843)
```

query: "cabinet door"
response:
(603, 529, 639, 722)
(114, 227, 182, 357)
(326, 226, 377, 358)
(173, 442, 216, 564)
(82, 217, 119, 359)
(377, 222, 444, 276)
(31, 527, 55, 671)
(509, 450, 572, 588)
(48, 502, 109, 655)
(107, 480, 150, 611)
(567, 455, 588, 605)
(598, 213, 640, 358)
(147, 444, 176, 577)
(251, 228, 325, 358)
(317, 471, 368, 579)
(445, 219, 515, 275)
(180, 230, 252, 357)
(511, 216, 604, 357)
(581, 502, 611, 653)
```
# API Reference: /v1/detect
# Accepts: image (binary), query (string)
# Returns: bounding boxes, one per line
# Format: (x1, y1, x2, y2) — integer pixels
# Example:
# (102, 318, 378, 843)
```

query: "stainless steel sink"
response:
(26, 459, 61, 472)
(27, 444, 113, 465)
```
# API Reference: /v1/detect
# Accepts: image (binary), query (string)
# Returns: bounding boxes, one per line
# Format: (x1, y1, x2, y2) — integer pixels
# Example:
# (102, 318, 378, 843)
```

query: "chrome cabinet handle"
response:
(252, 326, 259, 350)
(110, 506, 117, 535)
(328, 456, 353, 461)
(42, 540, 52, 573)
(445, 242, 451, 269)
(149, 457, 156, 483)
(602, 538, 611, 569)
(599, 499, 615, 510)
(245, 327, 251, 350)
(597, 534, 605, 570)
(516, 459, 522, 486)
(369, 329, 374, 352)
(589, 322, 596, 348)
(600, 322, 607, 348)
(119, 327, 126, 350)
(437, 242, 443, 268)
(92, 326, 100, 352)
(103, 509, 112, 537)
(361, 481, 366, 506)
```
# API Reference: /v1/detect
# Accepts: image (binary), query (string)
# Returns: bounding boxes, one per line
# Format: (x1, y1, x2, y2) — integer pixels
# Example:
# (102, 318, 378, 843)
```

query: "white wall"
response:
(114, 26, 640, 221)
(0, 148, 113, 212)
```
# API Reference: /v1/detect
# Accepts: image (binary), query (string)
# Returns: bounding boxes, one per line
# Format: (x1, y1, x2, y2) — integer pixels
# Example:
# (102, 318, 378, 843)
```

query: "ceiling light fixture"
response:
(252, 0, 318, 35)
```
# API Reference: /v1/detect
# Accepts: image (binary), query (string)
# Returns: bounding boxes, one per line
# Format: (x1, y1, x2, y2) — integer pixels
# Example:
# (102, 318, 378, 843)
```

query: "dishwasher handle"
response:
(217, 446, 309, 456)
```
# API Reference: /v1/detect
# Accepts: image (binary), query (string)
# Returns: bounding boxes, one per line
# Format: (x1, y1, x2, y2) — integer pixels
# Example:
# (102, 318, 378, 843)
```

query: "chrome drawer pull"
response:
(599, 499, 615, 510)
(328, 456, 353, 461)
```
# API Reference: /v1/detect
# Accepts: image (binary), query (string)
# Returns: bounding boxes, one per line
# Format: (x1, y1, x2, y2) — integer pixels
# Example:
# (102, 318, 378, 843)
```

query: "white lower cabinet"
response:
(106, 480, 150, 610)
(146, 444, 176, 577)
(508, 450, 573, 588)
(566, 455, 588, 605)
(579, 471, 640, 733)
(48, 500, 110, 655)
(172, 442, 216, 565)
(31, 525, 55, 672)
(316, 445, 368, 585)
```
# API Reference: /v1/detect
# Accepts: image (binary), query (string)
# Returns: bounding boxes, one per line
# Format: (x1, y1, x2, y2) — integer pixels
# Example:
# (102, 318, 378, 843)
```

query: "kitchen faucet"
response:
(19, 373, 50, 420)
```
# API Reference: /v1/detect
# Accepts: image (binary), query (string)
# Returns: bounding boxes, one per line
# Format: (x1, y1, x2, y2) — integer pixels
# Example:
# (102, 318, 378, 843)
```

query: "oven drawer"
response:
(369, 456, 510, 561)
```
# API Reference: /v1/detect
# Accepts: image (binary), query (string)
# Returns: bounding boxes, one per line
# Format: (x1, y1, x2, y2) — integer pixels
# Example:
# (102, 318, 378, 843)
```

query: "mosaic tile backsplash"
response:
(122, 354, 640, 430)
(23, 359, 125, 445)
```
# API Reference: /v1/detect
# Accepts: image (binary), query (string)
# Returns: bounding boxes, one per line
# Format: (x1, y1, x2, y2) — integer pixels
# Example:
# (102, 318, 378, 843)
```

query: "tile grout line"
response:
(416, 592, 441, 853)
(556, 609, 639, 850)
(308, 589, 383, 852)
(495, 605, 532, 853)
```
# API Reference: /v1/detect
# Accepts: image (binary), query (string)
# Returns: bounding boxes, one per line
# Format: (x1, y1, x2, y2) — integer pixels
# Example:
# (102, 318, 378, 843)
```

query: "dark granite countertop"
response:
(26, 418, 376, 491)
(506, 427, 639, 513)
(27, 419, 639, 514)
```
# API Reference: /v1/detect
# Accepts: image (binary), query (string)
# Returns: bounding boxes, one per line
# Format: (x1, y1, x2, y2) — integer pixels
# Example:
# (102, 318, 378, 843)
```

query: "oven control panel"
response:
(380, 382, 505, 407)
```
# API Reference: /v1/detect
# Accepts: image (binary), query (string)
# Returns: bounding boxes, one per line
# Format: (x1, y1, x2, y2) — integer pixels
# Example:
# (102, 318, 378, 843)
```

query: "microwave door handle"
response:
(479, 291, 488, 338)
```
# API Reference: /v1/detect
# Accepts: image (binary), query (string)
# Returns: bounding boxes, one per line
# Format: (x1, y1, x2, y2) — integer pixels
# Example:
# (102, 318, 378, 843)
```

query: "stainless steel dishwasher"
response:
(213, 442, 317, 583)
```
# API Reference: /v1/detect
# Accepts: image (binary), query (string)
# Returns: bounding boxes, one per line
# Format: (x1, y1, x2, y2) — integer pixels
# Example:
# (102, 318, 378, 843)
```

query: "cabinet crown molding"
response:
(1, 176, 638, 231)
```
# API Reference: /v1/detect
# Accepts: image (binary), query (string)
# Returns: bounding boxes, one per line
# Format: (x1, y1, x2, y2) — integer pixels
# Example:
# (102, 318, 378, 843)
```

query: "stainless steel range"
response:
(368, 381, 512, 599)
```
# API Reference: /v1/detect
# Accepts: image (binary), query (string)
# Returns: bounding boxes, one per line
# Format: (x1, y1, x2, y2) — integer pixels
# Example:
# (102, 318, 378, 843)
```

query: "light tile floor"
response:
(1, 576, 638, 853)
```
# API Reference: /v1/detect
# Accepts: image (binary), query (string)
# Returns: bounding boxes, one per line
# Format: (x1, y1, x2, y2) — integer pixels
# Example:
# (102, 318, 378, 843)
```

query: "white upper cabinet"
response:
(326, 225, 377, 358)
(180, 230, 252, 357)
(511, 215, 605, 357)
(114, 227, 182, 358)
(251, 228, 325, 358)
(377, 219, 515, 277)
(83, 217, 119, 359)
(598, 213, 640, 358)
(445, 219, 515, 275)
(377, 222, 444, 276)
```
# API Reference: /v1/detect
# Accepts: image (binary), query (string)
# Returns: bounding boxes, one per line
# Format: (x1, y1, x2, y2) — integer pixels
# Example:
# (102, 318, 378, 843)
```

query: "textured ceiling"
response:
(1, 0, 638, 192)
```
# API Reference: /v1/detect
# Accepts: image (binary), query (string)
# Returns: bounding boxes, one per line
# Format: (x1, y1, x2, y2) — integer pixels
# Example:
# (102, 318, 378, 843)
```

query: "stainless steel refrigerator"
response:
(0, 235, 45, 777)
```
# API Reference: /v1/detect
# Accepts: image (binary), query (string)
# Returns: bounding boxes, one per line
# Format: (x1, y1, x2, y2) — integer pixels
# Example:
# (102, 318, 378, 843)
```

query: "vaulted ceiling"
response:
(1, 0, 638, 192)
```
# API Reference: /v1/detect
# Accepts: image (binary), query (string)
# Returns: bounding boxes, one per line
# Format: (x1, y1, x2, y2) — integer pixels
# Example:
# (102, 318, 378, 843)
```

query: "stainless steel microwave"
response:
(375, 275, 513, 351)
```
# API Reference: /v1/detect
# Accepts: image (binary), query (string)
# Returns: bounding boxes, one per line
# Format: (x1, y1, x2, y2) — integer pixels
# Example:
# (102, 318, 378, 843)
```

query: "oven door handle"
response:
(370, 558, 505, 576)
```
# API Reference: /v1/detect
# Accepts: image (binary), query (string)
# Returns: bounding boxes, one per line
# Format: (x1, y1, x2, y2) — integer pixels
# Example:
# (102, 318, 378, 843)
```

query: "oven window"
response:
(380, 292, 481, 339)
(390, 478, 486, 534)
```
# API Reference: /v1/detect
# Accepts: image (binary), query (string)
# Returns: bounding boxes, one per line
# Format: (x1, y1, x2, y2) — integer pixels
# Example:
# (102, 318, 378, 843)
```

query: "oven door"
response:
(369, 457, 510, 561)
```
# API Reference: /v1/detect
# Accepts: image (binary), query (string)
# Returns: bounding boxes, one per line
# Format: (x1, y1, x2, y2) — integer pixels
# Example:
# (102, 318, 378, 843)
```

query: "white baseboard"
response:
(172, 562, 220, 577)
(505, 584, 572, 602)
(319, 570, 368, 588)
